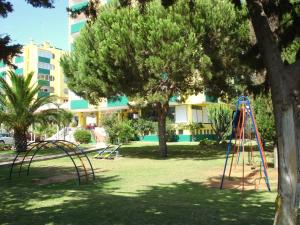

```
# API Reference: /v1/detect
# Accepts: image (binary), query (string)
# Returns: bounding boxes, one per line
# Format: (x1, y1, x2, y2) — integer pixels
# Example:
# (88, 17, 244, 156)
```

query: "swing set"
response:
(220, 96, 271, 191)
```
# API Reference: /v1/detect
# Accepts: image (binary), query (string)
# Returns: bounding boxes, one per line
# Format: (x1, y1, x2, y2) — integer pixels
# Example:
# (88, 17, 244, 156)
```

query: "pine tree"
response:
(61, 0, 249, 157)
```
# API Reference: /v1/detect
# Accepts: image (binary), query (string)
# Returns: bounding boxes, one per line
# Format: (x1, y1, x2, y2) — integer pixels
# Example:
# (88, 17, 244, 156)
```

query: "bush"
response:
(73, 130, 92, 144)
(131, 118, 157, 138)
(208, 103, 232, 143)
(101, 114, 135, 144)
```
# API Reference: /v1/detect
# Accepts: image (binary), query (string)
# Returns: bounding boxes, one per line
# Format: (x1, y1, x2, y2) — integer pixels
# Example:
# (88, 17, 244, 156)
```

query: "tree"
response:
(240, 1, 300, 224)
(62, 1, 203, 157)
(208, 104, 232, 143)
(159, 0, 300, 222)
(61, 0, 248, 157)
(0, 0, 55, 67)
(187, 0, 300, 223)
(0, 71, 65, 152)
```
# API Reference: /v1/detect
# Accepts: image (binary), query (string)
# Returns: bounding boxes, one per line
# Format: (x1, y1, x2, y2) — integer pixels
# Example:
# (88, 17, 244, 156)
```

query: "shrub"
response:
(131, 118, 157, 138)
(73, 129, 92, 144)
(101, 114, 135, 144)
(208, 103, 232, 143)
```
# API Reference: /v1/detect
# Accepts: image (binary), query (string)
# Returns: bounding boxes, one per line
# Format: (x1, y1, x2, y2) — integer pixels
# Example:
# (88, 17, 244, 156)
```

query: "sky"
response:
(0, 0, 69, 50)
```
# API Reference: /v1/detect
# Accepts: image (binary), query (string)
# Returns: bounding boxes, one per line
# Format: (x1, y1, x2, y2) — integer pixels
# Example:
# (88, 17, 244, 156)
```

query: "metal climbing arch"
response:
(9, 140, 95, 185)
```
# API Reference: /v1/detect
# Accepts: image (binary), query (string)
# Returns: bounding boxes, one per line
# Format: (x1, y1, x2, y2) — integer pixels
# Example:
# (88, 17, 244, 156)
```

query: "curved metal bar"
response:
(25, 141, 50, 176)
(9, 152, 21, 180)
(49, 141, 82, 185)
(57, 140, 95, 181)
(10, 141, 45, 179)
(77, 147, 95, 181)
(26, 141, 82, 185)
(10, 140, 95, 185)
(56, 140, 90, 182)
(19, 141, 48, 176)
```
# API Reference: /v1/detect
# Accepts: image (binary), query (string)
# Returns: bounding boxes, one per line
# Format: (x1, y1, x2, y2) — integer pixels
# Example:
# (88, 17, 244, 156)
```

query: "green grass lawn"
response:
(0, 142, 286, 225)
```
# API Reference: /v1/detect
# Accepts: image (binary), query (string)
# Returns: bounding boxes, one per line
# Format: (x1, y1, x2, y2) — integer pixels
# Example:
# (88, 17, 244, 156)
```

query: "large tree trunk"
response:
(157, 102, 168, 157)
(14, 129, 28, 152)
(246, 1, 300, 224)
(273, 102, 299, 225)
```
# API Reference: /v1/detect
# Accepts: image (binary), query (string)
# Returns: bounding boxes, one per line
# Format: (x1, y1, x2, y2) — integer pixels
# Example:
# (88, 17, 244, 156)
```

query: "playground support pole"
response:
(220, 96, 271, 192)
(242, 109, 246, 191)
(229, 108, 243, 178)
(220, 104, 240, 189)
(220, 136, 233, 189)
(249, 106, 271, 191)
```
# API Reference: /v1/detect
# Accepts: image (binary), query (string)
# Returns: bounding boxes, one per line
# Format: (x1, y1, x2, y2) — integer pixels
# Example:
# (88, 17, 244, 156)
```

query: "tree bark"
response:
(274, 144, 278, 169)
(157, 102, 168, 157)
(14, 129, 27, 152)
(246, 1, 300, 224)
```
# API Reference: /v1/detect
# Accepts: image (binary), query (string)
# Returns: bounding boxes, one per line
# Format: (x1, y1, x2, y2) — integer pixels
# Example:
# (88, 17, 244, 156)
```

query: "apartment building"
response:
(0, 41, 68, 104)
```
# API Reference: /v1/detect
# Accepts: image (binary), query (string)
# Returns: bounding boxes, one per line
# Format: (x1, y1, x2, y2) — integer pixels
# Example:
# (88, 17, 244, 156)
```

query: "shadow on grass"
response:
(0, 169, 278, 225)
(120, 144, 227, 160)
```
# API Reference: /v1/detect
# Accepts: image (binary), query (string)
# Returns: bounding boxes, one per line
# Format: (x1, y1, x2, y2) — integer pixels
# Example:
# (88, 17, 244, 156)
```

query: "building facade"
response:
(0, 42, 69, 104)
(68, 0, 218, 141)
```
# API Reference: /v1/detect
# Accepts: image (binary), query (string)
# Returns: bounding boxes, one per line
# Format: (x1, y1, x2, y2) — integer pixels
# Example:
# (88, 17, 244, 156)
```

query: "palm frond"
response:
(0, 71, 67, 133)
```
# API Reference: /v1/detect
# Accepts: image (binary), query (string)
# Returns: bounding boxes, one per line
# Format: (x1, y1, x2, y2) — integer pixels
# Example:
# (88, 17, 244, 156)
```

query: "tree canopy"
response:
(61, 0, 249, 156)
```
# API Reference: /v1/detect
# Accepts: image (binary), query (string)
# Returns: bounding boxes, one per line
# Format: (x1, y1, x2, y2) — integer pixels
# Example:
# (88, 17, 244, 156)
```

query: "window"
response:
(38, 62, 51, 70)
(38, 74, 50, 80)
(50, 64, 55, 70)
(40, 87, 49, 93)
(50, 76, 55, 81)
(49, 87, 54, 93)
(202, 107, 210, 123)
(38, 50, 52, 58)
(192, 105, 202, 123)
(178, 130, 184, 135)
(175, 105, 188, 123)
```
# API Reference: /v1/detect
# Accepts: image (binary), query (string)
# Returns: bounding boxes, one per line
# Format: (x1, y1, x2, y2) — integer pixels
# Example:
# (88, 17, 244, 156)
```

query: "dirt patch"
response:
(204, 163, 278, 191)
(32, 168, 109, 185)
(32, 174, 75, 185)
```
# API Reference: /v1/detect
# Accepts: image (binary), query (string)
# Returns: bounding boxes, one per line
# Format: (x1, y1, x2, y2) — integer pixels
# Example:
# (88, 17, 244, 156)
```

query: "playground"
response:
(0, 142, 280, 225)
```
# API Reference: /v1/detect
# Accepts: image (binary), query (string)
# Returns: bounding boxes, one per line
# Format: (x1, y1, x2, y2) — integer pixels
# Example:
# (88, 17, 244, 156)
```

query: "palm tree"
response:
(0, 71, 65, 152)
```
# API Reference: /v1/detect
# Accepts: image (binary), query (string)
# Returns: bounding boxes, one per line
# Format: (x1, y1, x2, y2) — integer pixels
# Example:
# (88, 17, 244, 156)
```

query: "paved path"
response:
(0, 146, 100, 168)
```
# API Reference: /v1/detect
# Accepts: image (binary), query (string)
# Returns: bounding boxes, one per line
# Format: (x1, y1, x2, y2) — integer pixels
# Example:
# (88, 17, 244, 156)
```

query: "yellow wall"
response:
(8, 42, 68, 104)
